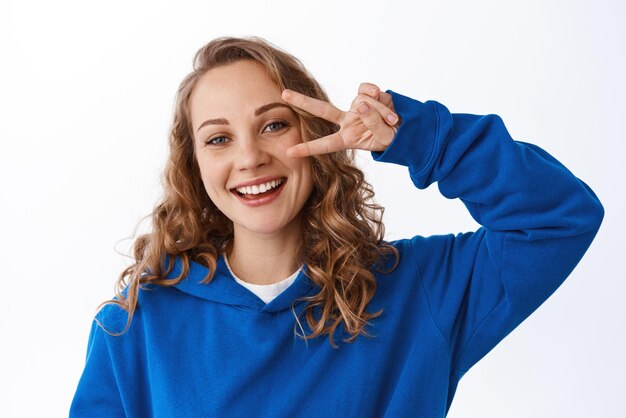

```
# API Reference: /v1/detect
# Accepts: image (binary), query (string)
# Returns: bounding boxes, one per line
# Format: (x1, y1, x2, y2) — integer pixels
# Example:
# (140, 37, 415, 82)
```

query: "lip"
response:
(230, 176, 286, 190)
(231, 178, 287, 207)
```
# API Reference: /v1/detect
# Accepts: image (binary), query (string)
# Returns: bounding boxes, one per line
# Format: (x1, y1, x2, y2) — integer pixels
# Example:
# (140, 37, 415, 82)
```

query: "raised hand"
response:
(282, 82, 400, 158)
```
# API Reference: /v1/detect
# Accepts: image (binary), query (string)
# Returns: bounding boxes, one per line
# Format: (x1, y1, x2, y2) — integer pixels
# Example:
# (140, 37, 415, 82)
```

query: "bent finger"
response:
(357, 83, 394, 111)
(356, 102, 384, 133)
(352, 94, 399, 126)
(358, 82, 380, 99)
(356, 101, 396, 147)
(377, 91, 394, 111)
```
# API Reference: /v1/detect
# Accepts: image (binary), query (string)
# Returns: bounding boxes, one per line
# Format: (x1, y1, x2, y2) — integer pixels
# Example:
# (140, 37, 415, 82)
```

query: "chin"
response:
(239, 221, 290, 236)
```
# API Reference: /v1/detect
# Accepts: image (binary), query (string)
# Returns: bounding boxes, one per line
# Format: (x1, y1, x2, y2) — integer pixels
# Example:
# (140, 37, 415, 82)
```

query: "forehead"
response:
(189, 61, 283, 126)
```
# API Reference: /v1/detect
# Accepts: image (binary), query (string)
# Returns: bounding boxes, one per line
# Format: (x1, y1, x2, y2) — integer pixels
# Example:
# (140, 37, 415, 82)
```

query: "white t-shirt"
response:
(223, 253, 302, 304)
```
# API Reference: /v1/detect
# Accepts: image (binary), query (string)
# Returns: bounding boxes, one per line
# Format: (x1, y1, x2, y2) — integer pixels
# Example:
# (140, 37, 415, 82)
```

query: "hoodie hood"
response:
(168, 254, 319, 313)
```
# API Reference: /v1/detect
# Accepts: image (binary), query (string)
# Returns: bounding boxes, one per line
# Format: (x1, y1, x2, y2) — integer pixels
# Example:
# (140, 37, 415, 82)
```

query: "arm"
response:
(281, 84, 604, 373)
(371, 90, 605, 373)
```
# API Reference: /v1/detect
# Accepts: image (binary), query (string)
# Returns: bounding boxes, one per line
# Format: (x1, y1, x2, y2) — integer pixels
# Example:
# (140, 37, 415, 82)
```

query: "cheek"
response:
(197, 158, 228, 196)
(299, 159, 314, 193)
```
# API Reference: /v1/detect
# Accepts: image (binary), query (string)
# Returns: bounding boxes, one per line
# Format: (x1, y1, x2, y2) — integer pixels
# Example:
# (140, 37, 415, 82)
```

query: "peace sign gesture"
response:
(282, 83, 400, 158)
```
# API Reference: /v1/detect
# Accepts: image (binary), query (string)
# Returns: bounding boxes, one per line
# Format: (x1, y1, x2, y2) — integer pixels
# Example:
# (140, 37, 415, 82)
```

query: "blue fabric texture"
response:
(70, 91, 604, 417)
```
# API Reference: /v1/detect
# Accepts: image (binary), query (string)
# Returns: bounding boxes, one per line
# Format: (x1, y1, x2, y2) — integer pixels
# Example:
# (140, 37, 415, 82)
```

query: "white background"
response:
(1, 0, 624, 417)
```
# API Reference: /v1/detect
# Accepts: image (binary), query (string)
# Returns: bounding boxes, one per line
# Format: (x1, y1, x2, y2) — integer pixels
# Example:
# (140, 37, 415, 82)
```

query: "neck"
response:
(226, 219, 304, 285)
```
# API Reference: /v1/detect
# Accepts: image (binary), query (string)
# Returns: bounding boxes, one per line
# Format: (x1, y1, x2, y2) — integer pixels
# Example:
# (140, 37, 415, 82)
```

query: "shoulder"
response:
(94, 282, 176, 335)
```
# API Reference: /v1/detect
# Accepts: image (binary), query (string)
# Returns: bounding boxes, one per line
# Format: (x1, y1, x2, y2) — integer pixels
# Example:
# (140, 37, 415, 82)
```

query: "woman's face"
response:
(189, 60, 314, 238)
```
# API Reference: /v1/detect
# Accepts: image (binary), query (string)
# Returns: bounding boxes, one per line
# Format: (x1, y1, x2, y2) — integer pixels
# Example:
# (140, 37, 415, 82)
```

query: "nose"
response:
(235, 135, 271, 171)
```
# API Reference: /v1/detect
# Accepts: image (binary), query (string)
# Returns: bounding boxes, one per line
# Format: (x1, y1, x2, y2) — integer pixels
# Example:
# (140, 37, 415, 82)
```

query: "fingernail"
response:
(387, 114, 398, 124)
(358, 103, 370, 114)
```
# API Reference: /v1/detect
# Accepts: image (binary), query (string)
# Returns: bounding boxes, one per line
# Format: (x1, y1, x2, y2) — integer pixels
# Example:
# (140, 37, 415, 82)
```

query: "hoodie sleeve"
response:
(69, 319, 126, 417)
(371, 90, 604, 375)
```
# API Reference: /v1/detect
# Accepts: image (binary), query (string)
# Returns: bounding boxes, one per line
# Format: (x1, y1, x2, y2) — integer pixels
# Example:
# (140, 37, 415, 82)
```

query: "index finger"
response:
(281, 89, 344, 125)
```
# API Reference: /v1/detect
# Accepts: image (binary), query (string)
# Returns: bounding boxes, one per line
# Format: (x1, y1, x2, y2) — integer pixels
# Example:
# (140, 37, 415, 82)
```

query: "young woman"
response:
(70, 36, 604, 417)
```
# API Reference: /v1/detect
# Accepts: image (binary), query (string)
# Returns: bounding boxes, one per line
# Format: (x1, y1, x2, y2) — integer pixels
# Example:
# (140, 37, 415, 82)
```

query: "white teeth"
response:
(236, 178, 284, 195)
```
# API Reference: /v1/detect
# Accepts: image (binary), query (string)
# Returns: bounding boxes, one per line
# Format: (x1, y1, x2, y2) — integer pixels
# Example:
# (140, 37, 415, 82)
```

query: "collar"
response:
(169, 253, 319, 313)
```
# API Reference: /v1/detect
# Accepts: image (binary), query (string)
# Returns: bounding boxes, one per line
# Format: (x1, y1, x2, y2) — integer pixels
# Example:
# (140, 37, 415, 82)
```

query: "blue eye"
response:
(204, 121, 288, 147)
(265, 121, 287, 132)
(206, 136, 229, 146)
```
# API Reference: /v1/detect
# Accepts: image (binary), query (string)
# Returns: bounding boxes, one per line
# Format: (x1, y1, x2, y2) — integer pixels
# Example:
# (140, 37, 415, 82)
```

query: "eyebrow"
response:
(196, 102, 293, 133)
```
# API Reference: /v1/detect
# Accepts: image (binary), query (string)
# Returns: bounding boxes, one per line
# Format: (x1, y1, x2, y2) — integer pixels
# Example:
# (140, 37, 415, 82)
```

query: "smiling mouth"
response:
(231, 177, 287, 199)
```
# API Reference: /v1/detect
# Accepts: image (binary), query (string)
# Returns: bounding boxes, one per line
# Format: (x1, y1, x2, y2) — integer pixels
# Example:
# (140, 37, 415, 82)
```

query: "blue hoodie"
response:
(70, 91, 604, 418)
